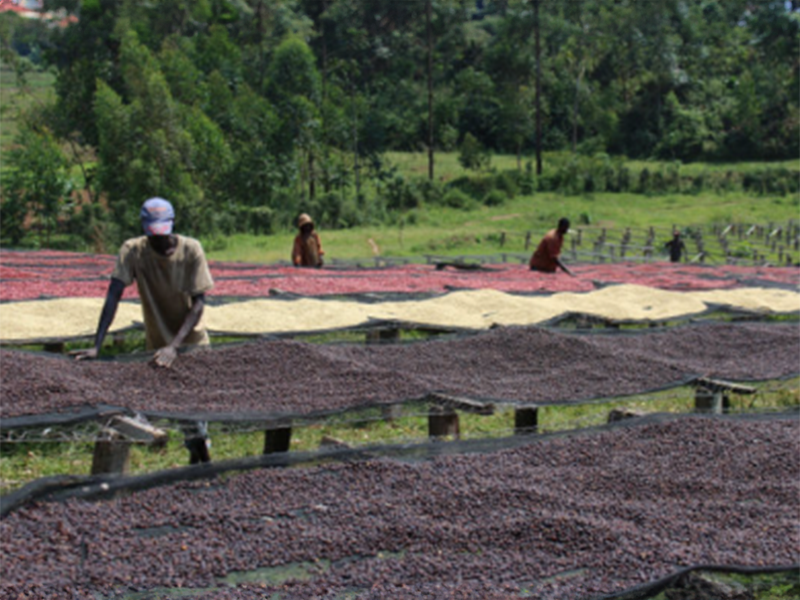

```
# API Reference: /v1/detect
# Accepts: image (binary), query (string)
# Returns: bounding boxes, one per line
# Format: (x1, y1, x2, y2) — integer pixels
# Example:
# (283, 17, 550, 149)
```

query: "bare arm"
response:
(152, 293, 206, 368)
(555, 257, 574, 277)
(292, 236, 302, 266)
(71, 278, 125, 360)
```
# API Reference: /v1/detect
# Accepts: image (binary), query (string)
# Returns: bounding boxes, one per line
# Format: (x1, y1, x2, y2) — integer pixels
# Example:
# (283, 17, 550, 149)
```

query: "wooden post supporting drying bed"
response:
(91, 415, 167, 475)
(264, 426, 293, 454)
(366, 327, 401, 344)
(428, 405, 459, 439)
(691, 377, 756, 414)
(426, 392, 494, 440)
(91, 432, 131, 475)
(514, 405, 538, 434)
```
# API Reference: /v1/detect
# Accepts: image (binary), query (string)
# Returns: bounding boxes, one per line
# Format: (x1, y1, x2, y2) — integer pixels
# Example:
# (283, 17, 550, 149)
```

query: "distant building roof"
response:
(0, 0, 77, 27)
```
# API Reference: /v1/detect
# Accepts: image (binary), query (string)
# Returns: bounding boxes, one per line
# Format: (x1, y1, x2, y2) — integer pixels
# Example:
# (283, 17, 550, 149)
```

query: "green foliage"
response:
(0, 12, 51, 65)
(240, 205, 274, 235)
(483, 189, 507, 207)
(384, 174, 422, 212)
(448, 174, 495, 201)
(0, 189, 27, 246)
(442, 188, 475, 210)
(1, 121, 72, 246)
(0, 0, 796, 251)
(458, 132, 491, 172)
(493, 170, 518, 199)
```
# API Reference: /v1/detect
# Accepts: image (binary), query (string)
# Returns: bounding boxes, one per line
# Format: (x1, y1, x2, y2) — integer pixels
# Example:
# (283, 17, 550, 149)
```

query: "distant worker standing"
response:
(665, 229, 687, 263)
(292, 213, 325, 268)
(72, 197, 214, 368)
(529, 217, 574, 276)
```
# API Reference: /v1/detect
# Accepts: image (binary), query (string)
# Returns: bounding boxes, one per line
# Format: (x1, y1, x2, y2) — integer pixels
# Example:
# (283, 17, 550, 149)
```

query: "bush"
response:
(442, 188, 475, 210)
(448, 175, 495, 200)
(318, 192, 343, 228)
(638, 168, 651, 194)
(336, 196, 362, 229)
(537, 171, 559, 192)
(483, 189, 507, 206)
(651, 170, 665, 193)
(493, 170, 518, 199)
(0, 195, 28, 246)
(458, 133, 491, 171)
(742, 172, 763, 195)
(519, 161, 535, 194)
(385, 175, 423, 211)
(583, 153, 612, 192)
(245, 206, 274, 235)
(616, 164, 631, 192)
(417, 179, 445, 205)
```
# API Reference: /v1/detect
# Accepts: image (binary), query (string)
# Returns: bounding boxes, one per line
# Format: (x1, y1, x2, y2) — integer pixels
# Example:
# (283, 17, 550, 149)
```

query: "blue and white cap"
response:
(140, 197, 174, 236)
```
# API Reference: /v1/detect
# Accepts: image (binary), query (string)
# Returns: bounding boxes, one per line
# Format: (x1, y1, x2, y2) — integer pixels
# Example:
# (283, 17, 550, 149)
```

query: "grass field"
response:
(203, 186, 799, 264)
(203, 150, 799, 264)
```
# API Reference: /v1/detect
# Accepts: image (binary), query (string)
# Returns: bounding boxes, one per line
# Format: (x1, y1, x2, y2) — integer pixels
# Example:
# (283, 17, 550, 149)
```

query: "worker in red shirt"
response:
(529, 217, 574, 276)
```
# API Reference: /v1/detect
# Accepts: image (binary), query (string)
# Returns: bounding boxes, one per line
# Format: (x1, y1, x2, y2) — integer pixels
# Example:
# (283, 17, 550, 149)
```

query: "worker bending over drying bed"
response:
(529, 217, 575, 277)
(72, 197, 214, 368)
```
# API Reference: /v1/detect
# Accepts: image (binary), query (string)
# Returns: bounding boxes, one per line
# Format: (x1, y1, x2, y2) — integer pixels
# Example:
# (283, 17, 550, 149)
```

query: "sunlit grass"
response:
(203, 186, 799, 264)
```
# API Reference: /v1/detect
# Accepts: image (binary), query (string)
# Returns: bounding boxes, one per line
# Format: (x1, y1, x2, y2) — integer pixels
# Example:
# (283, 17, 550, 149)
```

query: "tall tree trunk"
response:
(572, 63, 585, 153)
(534, 0, 542, 175)
(352, 85, 360, 200)
(308, 151, 315, 201)
(256, 0, 266, 91)
(321, 0, 328, 101)
(427, 0, 434, 181)
(321, 0, 330, 195)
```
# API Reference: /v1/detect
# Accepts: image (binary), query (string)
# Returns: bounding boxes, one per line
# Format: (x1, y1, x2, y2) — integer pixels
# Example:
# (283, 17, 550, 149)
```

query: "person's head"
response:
(141, 197, 176, 254)
(673, 229, 681, 238)
(557, 217, 570, 235)
(297, 213, 314, 235)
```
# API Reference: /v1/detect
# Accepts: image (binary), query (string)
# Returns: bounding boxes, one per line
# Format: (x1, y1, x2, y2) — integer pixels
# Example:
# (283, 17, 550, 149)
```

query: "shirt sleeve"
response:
(186, 240, 214, 295)
(314, 233, 324, 257)
(110, 241, 135, 286)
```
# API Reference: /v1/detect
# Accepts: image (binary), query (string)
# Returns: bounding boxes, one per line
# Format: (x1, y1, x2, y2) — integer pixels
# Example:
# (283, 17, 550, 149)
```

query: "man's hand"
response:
(152, 346, 178, 368)
(71, 347, 99, 361)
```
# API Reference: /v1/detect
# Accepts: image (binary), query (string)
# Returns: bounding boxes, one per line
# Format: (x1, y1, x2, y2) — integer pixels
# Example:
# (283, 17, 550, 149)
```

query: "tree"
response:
(93, 24, 230, 242)
(458, 132, 490, 171)
(1, 122, 72, 246)
(266, 37, 323, 199)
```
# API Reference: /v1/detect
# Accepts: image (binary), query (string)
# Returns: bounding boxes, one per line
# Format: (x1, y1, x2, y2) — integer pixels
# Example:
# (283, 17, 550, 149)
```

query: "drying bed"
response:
(1, 249, 798, 301)
(3, 285, 798, 343)
(2, 322, 797, 424)
(0, 414, 796, 599)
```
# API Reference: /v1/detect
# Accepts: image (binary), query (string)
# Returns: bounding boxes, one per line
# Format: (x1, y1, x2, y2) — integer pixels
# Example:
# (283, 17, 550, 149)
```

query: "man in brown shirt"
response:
(72, 197, 214, 368)
(529, 217, 574, 276)
(292, 213, 325, 268)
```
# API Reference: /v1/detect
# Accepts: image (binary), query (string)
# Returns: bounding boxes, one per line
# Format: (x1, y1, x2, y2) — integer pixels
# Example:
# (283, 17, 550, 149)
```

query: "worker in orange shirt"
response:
(529, 217, 574, 276)
(292, 213, 325, 268)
